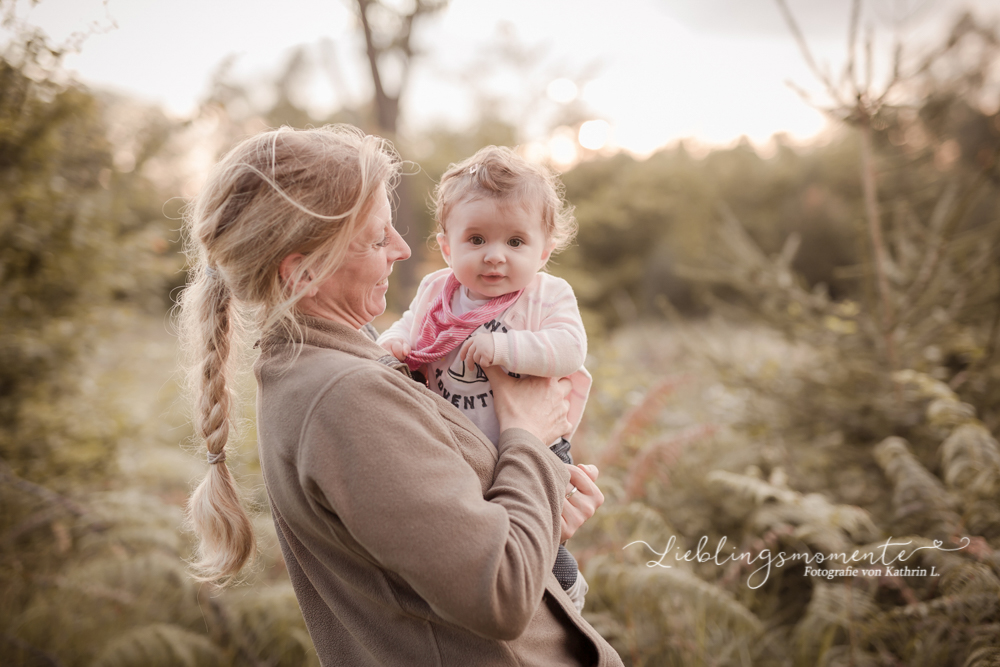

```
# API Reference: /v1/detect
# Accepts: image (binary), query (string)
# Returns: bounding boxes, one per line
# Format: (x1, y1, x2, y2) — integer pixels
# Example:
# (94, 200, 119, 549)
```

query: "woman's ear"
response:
(436, 233, 452, 267)
(279, 253, 318, 297)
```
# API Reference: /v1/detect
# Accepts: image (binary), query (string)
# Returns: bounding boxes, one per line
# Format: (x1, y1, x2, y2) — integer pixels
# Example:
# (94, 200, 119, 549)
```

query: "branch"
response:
(0, 459, 87, 517)
(979, 256, 1000, 372)
(774, 0, 844, 105)
(858, 122, 898, 368)
(876, 39, 904, 105)
(864, 25, 874, 94)
(845, 0, 861, 95)
(901, 147, 1000, 316)
(356, 0, 389, 107)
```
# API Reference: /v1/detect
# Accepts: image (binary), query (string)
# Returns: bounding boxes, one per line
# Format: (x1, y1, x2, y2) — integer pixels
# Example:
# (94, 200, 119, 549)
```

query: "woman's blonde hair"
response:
(433, 145, 577, 255)
(177, 125, 399, 583)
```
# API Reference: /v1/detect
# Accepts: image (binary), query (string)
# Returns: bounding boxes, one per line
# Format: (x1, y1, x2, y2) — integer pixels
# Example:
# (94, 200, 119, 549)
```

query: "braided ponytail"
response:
(178, 125, 399, 584)
(183, 267, 255, 581)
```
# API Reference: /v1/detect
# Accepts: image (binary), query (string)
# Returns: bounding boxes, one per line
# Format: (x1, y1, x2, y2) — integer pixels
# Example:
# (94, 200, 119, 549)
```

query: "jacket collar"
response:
(259, 316, 388, 362)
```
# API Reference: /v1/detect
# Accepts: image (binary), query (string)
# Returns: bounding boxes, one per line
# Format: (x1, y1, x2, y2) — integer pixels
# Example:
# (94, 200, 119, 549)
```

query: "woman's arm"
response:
(298, 369, 571, 640)
(486, 367, 604, 543)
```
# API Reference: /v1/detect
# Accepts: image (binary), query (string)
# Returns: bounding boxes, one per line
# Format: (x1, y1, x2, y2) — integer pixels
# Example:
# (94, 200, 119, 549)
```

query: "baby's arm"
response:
(377, 301, 416, 362)
(461, 279, 586, 378)
(381, 337, 411, 363)
(377, 269, 452, 361)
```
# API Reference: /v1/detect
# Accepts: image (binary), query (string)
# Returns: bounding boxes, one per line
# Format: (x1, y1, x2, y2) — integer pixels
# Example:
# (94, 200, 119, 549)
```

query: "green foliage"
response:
(557, 13, 1000, 337)
(222, 584, 319, 667)
(1, 437, 316, 665)
(573, 320, 1000, 665)
(566, 13, 1000, 665)
(0, 22, 313, 666)
(5, 3, 1000, 666)
(0, 33, 179, 486)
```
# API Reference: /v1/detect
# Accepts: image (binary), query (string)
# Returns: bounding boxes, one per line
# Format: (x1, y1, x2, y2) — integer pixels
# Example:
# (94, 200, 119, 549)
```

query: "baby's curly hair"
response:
(433, 146, 577, 255)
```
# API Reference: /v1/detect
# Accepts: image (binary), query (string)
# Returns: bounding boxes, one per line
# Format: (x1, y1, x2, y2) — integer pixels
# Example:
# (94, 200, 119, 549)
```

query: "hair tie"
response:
(204, 265, 218, 279)
(207, 448, 227, 465)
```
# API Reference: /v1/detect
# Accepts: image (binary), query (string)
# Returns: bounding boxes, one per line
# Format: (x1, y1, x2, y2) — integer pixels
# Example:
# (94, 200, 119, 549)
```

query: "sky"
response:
(11, 0, 1000, 158)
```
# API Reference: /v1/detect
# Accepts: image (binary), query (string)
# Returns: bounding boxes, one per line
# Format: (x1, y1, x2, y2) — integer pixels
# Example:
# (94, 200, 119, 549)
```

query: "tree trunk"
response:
(356, 0, 422, 308)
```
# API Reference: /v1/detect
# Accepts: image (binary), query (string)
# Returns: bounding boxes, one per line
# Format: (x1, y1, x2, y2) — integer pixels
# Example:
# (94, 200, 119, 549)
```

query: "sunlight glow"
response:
(546, 78, 578, 104)
(520, 141, 549, 164)
(25, 0, 995, 158)
(578, 120, 610, 150)
(548, 127, 578, 166)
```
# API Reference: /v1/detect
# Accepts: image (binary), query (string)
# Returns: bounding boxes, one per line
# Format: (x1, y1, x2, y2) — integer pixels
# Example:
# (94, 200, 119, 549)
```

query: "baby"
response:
(377, 145, 592, 612)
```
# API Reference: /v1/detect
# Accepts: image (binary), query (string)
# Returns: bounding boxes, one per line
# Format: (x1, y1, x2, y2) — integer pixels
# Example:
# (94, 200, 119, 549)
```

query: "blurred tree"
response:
(0, 14, 318, 665)
(353, 0, 448, 303)
(0, 30, 177, 485)
(195, 1, 448, 306)
(557, 136, 869, 331)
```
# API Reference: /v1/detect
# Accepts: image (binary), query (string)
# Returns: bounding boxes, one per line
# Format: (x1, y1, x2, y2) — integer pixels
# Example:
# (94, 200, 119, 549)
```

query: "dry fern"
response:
(91, 624, 225, 667)
(940, 424, 1000, 497)
(874, 436, 962, 537)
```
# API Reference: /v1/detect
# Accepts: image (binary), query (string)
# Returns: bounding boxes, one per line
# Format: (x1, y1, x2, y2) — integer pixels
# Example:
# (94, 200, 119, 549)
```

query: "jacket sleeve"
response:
(298, 369, 569, 640)
(490, 280, 587, 378)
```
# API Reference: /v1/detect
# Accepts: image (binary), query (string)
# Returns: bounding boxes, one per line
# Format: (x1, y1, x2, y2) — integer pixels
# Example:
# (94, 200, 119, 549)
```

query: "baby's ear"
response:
(539, 240, 557, 268)
(437, 232, 451, 266)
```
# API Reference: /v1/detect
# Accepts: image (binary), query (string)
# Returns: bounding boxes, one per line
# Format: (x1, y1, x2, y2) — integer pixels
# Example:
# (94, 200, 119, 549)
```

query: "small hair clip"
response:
(468, 164, 479, 176)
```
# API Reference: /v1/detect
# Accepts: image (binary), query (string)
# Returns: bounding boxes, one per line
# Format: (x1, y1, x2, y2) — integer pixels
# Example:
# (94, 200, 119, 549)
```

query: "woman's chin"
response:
(368, 297, 387, 321)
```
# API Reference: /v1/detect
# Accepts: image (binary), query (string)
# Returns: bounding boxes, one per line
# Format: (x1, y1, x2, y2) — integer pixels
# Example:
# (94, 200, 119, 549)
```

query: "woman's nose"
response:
(389, 226, 411, 261)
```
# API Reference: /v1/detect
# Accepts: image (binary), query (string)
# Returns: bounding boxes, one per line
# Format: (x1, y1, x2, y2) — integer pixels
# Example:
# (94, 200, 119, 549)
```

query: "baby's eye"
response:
(470, 235, 485, 246)
(507, 238, 523, 248)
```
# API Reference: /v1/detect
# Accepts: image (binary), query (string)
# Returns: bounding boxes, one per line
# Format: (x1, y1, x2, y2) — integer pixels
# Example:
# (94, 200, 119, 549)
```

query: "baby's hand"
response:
(460, 334, 496, 368)
(380, 338, 410, 362)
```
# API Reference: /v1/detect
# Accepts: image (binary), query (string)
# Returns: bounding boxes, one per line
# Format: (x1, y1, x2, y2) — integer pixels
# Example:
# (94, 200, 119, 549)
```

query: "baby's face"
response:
(438, 197, 554, 300)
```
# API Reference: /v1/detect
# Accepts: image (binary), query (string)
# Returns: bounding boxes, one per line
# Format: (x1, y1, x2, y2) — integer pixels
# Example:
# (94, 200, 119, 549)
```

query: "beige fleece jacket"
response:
(254, 316, 623, 666)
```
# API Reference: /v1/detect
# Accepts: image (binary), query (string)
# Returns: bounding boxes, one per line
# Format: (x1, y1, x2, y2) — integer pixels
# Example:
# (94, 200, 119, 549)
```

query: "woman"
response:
(179, 125, 622, 666)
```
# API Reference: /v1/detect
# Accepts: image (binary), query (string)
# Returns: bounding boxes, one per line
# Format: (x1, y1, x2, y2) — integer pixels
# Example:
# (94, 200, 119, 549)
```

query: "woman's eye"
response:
(508, 238, 523, 248)
(470, 236, 485, 245)
(376, 234, 390, 247)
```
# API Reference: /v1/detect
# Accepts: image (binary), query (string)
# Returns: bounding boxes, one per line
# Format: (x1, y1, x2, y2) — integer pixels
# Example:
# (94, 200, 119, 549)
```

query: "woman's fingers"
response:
(560, 463, 604, 543)
(484, 367, 572, 444)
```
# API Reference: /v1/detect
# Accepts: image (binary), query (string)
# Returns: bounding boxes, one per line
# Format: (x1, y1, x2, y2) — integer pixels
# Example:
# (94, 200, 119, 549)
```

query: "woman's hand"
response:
(484, 366, 572, 445)
(561, 464, 603, 543)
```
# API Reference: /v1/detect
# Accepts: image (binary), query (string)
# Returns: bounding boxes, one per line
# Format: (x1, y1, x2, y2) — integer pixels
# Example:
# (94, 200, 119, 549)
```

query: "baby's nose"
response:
(484, 247, 505, 263)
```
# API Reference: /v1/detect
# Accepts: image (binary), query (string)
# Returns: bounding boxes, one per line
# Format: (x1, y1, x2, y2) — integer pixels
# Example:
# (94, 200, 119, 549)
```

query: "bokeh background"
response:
(3, 0, 1000, 664)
